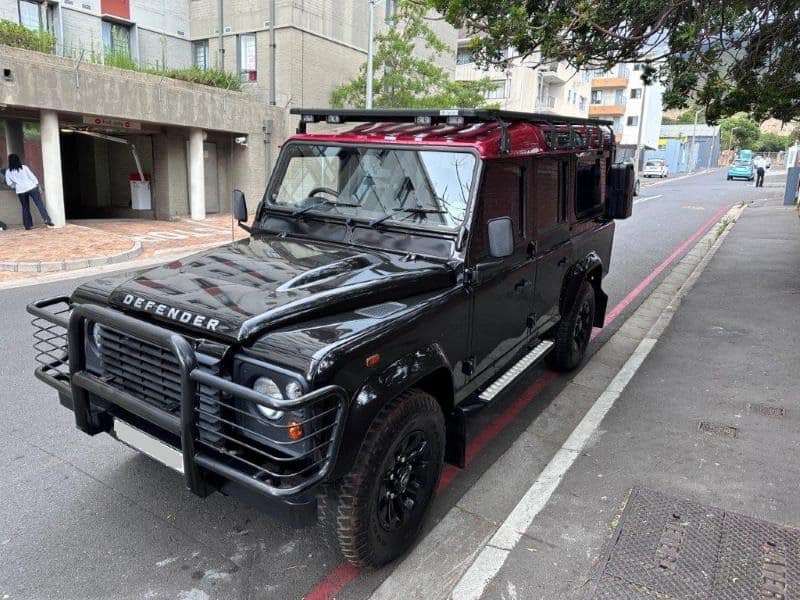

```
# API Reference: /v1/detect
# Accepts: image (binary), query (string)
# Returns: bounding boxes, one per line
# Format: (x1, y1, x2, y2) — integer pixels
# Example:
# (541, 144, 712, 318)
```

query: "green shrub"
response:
(146, 66, 242, 91)
(0, 19, 55, 53)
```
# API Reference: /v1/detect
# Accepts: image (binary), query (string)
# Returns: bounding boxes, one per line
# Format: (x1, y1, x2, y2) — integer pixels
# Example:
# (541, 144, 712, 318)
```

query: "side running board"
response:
(478, 340, 554, 402)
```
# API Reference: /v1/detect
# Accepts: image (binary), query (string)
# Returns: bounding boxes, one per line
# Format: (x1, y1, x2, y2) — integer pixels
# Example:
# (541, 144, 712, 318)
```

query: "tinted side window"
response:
(534, 159, 567, 235)
(469, 161, 524, 260)
(575, 157, 604, 218)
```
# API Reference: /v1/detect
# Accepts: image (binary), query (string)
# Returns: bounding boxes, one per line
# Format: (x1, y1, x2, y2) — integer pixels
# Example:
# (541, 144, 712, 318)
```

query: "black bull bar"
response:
(28, 296, 350, 500)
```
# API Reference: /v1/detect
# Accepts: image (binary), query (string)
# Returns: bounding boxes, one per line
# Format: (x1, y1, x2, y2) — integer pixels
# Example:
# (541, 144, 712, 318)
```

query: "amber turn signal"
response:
(365, 353, 381, 368)
(287, 420, 304, 441)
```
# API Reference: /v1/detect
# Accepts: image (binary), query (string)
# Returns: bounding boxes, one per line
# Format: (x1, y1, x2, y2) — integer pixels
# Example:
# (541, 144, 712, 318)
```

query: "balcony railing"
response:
(536, 95, 557, 111)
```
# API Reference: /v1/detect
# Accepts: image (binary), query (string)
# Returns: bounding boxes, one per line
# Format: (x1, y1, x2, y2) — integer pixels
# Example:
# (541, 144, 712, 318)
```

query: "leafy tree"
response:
(754, 132, 790, 153)
(719, 115, 760, 151)
(331, 0, 496, 108)
(674, 109, 706, 125)
(429, 1, 800, 123)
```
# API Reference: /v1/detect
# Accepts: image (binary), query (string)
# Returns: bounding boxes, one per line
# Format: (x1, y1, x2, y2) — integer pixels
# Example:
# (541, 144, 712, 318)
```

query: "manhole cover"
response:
(588, 488, 800, 599)
(748, 403, 786, 418)
(699, 421, 738, 438)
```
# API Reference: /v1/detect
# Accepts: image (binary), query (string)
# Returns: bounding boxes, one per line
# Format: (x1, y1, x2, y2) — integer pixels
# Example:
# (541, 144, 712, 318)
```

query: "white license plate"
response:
(114, 419, 184, 474)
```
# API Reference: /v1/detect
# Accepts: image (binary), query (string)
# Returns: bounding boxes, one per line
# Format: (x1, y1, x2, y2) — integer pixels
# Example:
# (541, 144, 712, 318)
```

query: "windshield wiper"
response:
(368, 207, 448, 229)
(292, 197, 360, 217)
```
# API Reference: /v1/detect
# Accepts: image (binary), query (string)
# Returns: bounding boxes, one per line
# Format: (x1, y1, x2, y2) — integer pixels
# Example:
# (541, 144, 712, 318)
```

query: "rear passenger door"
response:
(531, 157, 573, 332)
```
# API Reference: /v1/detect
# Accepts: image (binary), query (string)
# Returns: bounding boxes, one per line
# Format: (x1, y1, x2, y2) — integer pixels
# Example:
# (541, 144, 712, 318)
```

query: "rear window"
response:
(733, 160, 751, 167)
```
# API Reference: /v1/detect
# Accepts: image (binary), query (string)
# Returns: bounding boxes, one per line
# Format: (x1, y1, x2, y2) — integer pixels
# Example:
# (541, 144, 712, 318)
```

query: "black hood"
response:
(78, 236, 455, 343)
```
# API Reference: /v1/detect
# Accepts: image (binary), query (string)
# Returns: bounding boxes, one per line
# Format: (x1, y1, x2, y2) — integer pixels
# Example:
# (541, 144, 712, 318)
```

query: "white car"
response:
(642, 159, 669, 178)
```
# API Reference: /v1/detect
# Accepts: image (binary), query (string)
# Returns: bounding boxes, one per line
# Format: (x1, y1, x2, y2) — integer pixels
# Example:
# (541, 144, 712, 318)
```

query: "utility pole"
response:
(366, 0, 377, 109)
(689, 108, 701, 171)
(217, 0, 225, 71)
(269, 0, 276, 106)
(634, 81, 648, 170)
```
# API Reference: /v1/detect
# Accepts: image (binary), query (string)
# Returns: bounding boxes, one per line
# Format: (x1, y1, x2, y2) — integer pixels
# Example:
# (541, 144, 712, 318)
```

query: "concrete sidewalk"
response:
(0, 214, 245, 283)
(469, 195, 800, 598)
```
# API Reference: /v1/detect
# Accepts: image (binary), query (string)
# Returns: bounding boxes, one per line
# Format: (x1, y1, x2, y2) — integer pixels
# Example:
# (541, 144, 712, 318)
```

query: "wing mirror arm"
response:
(232, 189, 252, 233)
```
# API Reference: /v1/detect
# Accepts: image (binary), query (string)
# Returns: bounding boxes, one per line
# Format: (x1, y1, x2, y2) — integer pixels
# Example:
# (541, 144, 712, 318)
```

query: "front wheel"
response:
(324, 389, 445, 567)
(548, 280, 596, 372)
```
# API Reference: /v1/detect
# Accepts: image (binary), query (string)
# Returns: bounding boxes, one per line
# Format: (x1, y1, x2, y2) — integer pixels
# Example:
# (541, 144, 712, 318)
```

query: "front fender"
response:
(328, 344, 453, 480)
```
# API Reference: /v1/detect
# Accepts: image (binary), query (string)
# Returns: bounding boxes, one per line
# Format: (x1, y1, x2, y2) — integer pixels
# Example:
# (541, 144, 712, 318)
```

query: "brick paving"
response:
(0, 214, 248, 284)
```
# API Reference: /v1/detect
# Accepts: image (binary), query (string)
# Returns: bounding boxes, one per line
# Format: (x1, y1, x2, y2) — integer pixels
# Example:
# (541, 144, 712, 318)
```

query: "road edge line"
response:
(446, 203, 744, 600)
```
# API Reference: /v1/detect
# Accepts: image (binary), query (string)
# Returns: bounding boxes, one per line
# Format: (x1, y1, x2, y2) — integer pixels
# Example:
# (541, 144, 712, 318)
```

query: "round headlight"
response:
(253, 376, 283, 420)
(90, 323, 104, 351)
(285, 381, 303, 400)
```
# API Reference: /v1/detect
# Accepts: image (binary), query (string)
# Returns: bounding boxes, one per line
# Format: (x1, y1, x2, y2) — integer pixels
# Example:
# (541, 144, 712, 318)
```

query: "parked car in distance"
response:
(727, 159, 755, 181)
(642, 159, 669, 178)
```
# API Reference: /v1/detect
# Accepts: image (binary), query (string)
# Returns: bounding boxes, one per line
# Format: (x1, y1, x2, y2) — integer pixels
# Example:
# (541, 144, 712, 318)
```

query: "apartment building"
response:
(588, 63, 663, 150)
(455, 40, 591, 118)
(2, 0, 451, 228)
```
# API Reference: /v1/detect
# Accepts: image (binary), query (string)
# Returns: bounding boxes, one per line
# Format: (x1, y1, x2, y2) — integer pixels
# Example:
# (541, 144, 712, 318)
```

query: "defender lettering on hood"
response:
(121, 294, 220, 332)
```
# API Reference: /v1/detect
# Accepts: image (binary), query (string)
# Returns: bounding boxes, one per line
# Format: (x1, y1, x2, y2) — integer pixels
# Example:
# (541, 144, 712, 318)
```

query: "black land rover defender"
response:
(29, 109, 633, 567)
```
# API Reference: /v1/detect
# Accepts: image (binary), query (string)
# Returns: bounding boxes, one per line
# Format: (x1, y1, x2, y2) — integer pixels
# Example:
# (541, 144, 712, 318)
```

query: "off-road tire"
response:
(549, 280, 595, 372)
(323, 389, 445, 567)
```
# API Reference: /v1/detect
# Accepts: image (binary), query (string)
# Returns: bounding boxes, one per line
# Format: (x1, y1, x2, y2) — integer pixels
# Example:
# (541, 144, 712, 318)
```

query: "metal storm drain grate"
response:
(589, 488, 800, 599)
(748, 403, 786, 418)
(699, 421, 738, 438)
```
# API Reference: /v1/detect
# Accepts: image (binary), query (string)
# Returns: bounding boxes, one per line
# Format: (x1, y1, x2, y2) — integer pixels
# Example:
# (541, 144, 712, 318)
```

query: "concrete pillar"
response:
(188, 128, 206, 221)
(39, 110, 66, 228)
(4, 120, 25, 160)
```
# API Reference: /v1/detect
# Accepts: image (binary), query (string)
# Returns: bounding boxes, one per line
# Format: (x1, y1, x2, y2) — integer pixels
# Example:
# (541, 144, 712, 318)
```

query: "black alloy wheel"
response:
(322, 389, 445, 567)
(377, 430, 432, 532)
(549, 280, 596, 372)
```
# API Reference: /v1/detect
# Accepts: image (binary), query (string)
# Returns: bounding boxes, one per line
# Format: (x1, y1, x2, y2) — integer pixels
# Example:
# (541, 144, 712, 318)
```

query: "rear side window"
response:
(575, 157, 604, 218)
(533, 158, 567, 235)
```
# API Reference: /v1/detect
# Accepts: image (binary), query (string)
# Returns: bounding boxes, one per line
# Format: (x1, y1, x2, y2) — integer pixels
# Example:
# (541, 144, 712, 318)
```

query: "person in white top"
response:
(4, 154, 53, 230)
(753, 155, 767, 188)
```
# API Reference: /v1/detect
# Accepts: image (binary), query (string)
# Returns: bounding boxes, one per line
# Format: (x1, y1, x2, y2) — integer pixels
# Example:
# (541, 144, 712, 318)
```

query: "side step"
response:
(478, 340, 554, 402)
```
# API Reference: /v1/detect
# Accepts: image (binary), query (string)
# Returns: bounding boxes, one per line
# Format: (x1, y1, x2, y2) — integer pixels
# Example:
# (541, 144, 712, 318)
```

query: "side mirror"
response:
(487, 217, 514, 258)
(233, 189, 248, 222)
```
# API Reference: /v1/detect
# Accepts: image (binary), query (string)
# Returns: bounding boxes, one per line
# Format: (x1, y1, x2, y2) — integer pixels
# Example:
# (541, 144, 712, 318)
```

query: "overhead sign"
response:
(82, 116, 141, 130)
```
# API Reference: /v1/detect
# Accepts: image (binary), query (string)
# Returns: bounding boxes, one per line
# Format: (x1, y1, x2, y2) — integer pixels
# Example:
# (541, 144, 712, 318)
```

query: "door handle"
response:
(514, 278, 532, 292)
(557, 257, 567, 268)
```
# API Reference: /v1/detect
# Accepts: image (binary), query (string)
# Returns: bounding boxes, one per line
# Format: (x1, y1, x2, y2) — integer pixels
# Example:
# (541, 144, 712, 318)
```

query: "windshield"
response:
(733, 160, 751, 167)
(267, 144, 477, 229)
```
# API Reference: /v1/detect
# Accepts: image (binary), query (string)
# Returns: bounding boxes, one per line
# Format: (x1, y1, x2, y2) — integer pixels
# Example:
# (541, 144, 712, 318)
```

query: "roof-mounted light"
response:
(414, 115, 432, 126)
(446, 115, 465, 126)
(300, 114, 315, 123)
(326, 114, 342, 124)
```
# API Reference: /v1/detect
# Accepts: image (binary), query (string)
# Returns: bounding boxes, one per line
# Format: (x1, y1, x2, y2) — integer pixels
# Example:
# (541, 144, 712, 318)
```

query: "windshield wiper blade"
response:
(291, 197, 360, 217)
(393, 207, 447, 215)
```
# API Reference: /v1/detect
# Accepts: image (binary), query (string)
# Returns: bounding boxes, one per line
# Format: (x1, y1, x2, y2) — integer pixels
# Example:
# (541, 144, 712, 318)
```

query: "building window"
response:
(456, 46, 474, 65)
(102, 21, 131, 56)
(485, 80, 508, 100)
(193, 40, 208, 70)
(591, 90, 603, 105)
(238, 33, 257, 81)
(19, 0, 42, 31)
(627, 116, 639, 127)
(633, 63, 642, 71)
(578, 96, 586, 111)
(630, 88, 642, 99)
(612, 117, 622, 131)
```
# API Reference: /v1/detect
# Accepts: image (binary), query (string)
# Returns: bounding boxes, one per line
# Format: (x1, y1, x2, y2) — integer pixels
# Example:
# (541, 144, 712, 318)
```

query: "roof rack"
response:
(290, 108, 612, 131)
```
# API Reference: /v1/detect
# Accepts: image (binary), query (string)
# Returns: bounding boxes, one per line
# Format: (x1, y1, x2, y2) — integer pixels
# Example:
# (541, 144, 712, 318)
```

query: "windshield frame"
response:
(258, 140, 482, 238)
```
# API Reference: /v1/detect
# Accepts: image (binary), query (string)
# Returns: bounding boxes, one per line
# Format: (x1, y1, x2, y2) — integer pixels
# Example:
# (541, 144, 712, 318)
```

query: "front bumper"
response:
(28, 297, 349, 508)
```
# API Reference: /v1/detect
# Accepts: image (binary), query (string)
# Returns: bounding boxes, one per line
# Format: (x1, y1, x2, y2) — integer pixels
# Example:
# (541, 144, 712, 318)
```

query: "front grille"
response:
(100, 327, 184, 413)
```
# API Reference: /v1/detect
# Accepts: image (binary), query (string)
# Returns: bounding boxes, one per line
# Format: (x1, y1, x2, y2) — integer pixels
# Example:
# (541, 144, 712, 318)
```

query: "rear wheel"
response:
(549, 280, 596, 372)
(323, 389, 445, 567)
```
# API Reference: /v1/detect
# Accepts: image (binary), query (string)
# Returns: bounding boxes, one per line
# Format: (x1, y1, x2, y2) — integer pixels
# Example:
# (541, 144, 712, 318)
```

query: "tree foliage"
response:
(331, 0, 496, 108)
(719, 115, 760, 150)
(754, 132, 791, 152)
(429, 1, 800, 123)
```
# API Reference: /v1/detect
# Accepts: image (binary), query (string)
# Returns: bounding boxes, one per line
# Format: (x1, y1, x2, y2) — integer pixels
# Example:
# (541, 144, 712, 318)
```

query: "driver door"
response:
(467, 160, 537, 382)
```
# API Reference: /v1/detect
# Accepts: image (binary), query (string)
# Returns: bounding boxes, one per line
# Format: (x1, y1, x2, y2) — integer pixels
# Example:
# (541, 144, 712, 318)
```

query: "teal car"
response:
(727, 159, 754, 181)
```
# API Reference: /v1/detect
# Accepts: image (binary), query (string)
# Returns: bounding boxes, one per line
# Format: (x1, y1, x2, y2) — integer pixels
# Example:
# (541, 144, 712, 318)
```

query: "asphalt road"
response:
(0, 168, 772, 600)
